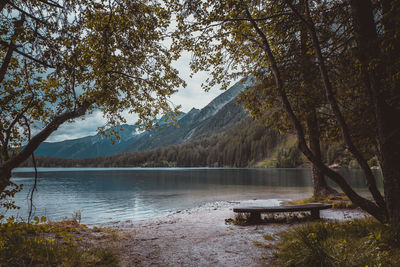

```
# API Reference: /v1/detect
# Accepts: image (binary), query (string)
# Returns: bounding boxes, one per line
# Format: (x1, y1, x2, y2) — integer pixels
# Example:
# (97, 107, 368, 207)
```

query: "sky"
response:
(46, 51, 234, 142)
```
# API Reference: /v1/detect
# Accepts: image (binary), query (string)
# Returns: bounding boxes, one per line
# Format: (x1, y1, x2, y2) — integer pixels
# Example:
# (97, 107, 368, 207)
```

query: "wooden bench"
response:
(233, 203, 332, 221)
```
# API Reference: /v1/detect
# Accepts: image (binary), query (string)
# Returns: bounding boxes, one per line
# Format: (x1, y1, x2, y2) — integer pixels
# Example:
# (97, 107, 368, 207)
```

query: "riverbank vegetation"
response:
(276, 217, 400, 266)
(284, 195, 356, 209)
(0, 217, 120, 267)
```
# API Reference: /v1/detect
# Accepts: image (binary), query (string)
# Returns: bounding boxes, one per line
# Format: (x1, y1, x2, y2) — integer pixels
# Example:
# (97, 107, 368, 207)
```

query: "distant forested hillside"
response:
(22, 117, 360, 169)
(23, 118, 279, 167)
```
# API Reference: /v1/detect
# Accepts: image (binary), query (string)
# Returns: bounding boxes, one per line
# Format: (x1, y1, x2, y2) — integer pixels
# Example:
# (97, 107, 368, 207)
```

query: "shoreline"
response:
(96, 196, 368, 266)
(13, 166, 375, 170)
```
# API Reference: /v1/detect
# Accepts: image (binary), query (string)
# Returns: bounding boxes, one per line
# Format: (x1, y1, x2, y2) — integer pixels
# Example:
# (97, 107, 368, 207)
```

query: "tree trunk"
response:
(349, 0, 400, 225)
(0, 43, 16, 84)
(0, 2, 6, 13)
(286, 0, 386, 210)
(245, 7, 387, 223)
(298, 7, 338, 197)
(0, 167, 12, 193)
(377, 0, 400, 226)
(0, 15, 25, 84)
(306, 112, 337, 197)
(0, 102, 90, 194)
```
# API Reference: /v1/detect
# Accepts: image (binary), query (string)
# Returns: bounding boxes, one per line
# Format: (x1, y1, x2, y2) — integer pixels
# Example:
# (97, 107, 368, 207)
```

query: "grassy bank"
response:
(284, 194, 356, 209)
(276, 217, 400, 266)
(0, 217, 120, 267)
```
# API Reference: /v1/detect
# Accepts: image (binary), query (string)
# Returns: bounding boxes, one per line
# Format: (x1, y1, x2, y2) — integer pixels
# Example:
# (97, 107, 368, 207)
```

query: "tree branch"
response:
(5, 0, 48, 25)
(221, 12, 292, 23)
(0, 16, 25, 84)
(0, 43, 16, 84)
(285, 0, 386, 211)
(0, 1, 6, 13)
(1, 101, 91, 172)
(244, 6, 386, 222)
(0, 40, 55, 68)
(37, 0, 63, 9)
(2, 97, 35, 161)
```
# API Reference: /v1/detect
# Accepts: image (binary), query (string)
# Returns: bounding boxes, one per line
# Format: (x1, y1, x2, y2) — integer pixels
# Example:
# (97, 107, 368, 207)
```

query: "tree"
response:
(346, 0, 400, 224)
(173, 0, 400, 224)
(0, 0, 184, 193)
(174, 0, 337, 195)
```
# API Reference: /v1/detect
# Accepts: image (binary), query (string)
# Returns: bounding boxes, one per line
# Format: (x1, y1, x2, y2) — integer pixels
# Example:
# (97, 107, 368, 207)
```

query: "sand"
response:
(97, 194, 368, 267)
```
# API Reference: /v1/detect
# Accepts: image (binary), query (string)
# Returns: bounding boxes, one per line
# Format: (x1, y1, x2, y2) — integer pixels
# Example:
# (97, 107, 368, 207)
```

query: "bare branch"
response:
(0, 16, 25, 83)
(0, 40, 55, 68)
(37, 0, 63, 9)
(0, 43, 16, 84)
(5, 0, 48, 25)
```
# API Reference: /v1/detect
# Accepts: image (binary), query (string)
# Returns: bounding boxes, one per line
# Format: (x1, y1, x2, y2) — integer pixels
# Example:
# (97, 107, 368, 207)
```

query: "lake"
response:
(5, 168, 380, 224)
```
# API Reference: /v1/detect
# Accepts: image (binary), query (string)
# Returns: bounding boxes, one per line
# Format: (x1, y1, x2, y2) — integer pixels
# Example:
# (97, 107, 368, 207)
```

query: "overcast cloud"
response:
(46, 51, 234, 143)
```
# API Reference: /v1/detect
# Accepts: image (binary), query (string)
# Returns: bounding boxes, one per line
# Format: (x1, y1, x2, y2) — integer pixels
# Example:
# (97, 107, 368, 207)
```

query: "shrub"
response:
(276, 218, 400, 266)
(0, 217, 120, 267)
(285, 195, 356, 209)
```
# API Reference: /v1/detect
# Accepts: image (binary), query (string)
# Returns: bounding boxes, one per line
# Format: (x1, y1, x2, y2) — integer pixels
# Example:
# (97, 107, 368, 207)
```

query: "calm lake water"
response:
(5, 168, 381, 224)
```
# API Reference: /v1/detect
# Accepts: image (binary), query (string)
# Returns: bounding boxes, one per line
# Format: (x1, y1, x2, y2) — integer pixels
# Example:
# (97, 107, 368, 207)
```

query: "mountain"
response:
(34, 77, 253, 159)
(34, 124, 143, 159)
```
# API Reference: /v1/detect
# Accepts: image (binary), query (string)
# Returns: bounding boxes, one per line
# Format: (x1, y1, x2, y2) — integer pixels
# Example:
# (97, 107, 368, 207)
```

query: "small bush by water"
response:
(0, 216, 120, 267)
(276, 217, 400, 266)
(284, 194, 356, 209)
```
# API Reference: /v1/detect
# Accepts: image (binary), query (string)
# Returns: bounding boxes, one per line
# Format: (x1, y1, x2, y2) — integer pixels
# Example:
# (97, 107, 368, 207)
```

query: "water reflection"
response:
(5, 168, 380, 224)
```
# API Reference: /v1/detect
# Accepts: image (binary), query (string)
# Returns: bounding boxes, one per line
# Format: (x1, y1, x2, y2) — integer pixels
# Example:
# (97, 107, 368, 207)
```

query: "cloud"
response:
(46, 111, 107, 142)
(169, 51, 235, 112)
(45, 51, 237, 142)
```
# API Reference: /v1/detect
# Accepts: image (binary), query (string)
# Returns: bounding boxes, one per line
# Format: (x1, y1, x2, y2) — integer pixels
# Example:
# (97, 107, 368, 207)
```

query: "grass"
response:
(253, 240, 275, 249)
(275, 217, 400, 266)
(0, 216, 120, 267)
(263, 233, 275, 241)
(92, 226, 121, 241)
(284, 194, 356, 209)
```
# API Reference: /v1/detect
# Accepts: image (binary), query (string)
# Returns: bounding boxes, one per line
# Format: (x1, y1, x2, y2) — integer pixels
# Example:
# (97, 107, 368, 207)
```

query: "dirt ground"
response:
(96, 197, 368, 267)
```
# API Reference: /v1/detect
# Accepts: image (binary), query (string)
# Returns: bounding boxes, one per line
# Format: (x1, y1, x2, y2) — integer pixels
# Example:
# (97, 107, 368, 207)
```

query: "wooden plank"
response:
(233, 203, 332, 213)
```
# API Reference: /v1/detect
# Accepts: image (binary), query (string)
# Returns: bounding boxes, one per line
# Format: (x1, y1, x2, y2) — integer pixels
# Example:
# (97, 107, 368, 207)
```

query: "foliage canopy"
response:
(0, 0, 184, 192)
(172, 0, 400, 224)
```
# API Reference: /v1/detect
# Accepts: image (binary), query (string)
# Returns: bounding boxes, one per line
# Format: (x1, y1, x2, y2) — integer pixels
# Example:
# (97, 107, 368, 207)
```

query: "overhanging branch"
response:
(244, 5, 386, 222)
(2, 101, 91, 171)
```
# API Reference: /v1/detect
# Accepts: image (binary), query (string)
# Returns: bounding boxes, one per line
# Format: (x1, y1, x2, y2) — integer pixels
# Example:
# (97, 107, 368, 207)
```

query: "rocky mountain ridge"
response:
(34, 77, 252, 159)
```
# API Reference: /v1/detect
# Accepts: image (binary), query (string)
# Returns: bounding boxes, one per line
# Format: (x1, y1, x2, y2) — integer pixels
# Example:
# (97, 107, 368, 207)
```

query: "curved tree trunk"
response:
(245, 7, 387, 223)
(299, 6, 338, 197)
(286, 0, 386, 211)
(0, 168, 12, 193)
(298, 7, 337, 197)
(349, 0, 400, 225)
(0, 102, 90, 193)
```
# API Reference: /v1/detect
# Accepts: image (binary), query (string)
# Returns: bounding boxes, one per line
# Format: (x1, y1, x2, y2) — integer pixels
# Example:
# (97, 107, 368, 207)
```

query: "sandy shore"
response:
(97, 194, 368, 267)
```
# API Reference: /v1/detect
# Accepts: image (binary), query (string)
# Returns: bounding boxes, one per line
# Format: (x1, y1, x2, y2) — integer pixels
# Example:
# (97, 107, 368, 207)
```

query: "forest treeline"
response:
(22, 118, 356, 169)
(22, 119, 278, 167)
